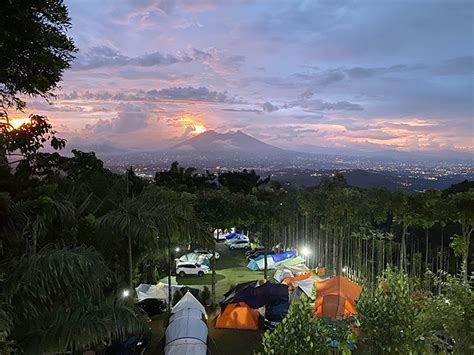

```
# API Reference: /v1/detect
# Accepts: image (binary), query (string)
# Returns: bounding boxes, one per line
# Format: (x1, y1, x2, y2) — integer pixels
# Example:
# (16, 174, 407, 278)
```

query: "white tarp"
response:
(274, 264, 311, 282)
(255, 256, 275, 270)
(135, 283, 182, 302)
(165, 291, 208, 355)
(293, 276, 318, 299)
(171, 292, 206, 315)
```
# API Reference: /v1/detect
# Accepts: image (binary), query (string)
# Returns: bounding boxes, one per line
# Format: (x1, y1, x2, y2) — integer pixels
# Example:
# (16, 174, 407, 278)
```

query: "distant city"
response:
(96, 130, 473, 191)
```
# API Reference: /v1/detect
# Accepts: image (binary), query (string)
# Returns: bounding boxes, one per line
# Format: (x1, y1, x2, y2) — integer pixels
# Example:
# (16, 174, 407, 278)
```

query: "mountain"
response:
(171, 130, 284, 154)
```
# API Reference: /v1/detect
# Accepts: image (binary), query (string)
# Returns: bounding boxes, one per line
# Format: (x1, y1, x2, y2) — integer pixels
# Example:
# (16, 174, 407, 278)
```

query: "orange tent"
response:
(282, 272, 314, 290)
(314, 275, 362, 319)
(215, 302, 260, 330)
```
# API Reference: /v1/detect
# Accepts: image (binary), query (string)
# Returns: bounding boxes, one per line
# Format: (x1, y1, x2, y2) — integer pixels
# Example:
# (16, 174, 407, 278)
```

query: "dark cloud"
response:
(222, 108, 262, 113)
(262, 101, 279, 112)
(432, 56, 474, 76)
(72, 46, 214, 70)
(62, 86, 239, 103)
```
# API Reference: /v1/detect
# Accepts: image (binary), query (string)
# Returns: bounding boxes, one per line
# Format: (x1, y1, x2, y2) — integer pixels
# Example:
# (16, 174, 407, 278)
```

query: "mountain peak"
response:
(171, 129, 283, 153)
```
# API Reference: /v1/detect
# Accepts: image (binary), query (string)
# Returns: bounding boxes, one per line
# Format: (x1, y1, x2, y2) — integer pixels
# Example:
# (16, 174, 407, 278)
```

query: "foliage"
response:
(218, 168, 270, 194)
(201, 286, 211, 306)
(0, 0, 76, 112)
(260, 298, 355, 354)
(155, 161, 215, 192)
(416, 274, 474, 354)
(357, 267, 419, 353)
(3, 245, 148, 352)
(172, 290, 183, 306)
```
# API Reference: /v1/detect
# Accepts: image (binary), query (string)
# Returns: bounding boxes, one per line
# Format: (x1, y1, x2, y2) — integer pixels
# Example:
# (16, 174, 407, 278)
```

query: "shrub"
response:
(416, 274, 474, 353)
(357, 267, 419, 353)
(172, 290, 183, 306)
(259, 298, 355, 354)
(201, 286, 211, 306)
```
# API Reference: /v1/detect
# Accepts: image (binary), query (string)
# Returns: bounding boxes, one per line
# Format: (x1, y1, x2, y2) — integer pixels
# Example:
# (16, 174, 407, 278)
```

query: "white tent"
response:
(255, 256, 275, 270)
(171, 292, 206, 315)
(165, 292, 207, 355)
(135, 283, 182, 302)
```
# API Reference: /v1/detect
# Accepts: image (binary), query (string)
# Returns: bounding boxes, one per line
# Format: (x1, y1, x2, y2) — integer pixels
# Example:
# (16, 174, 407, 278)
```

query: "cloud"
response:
(262, 101, 279, 112)
(61, 86, 239, 103)
(85, 104, 148, 133)
(222, 108, 263, 113)
(72, 46, 210, 70)
(432, 56, 474, 76)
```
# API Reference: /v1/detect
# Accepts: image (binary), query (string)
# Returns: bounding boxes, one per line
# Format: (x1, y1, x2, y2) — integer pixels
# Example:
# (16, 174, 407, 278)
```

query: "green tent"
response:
(274, 256, 306, 268)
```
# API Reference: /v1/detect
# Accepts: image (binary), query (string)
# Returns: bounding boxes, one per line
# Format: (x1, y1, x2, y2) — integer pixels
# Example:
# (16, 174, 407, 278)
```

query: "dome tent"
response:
(215, 302, 260, 330)
(314, 275, 362, 319)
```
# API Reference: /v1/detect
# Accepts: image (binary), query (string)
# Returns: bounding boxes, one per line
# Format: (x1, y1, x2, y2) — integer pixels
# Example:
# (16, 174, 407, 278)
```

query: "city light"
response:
(122, 289, 130, 298)
(301, 246, 311, 256)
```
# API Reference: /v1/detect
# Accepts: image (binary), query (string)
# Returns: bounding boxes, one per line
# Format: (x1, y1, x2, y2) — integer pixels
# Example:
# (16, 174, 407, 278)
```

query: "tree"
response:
(0, 0, 76, 115)
(218, 169, 269, 194)
(154, 161, 215, 192)
(448, 189, 474, 279)
(357, 268, 419, 353)
(260, 298, 355, 354)
(3, 245, 148, 353)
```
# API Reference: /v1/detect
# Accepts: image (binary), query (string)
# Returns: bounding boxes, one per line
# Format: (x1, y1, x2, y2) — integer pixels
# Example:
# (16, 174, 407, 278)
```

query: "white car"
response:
(176, 262, 210, 277)
(194, 248, 220, 260)
(229, 240, 250, 250)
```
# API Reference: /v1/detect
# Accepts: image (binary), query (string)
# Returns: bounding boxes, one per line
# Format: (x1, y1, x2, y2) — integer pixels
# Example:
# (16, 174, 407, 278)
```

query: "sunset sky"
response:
(17, 0, 474, 154)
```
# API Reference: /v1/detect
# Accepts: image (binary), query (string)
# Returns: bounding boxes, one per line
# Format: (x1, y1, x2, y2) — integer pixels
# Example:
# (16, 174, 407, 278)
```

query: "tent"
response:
(136, 283, 182, 302)
(265, 301, 290, 323)
(222, 282, 288, 309)
(222, 280, 259, 304)
(215, 302, 260, 330)
(247, 255, 275, 271)
(271, 250, 296, 263)
(165, 292, 208, 355)
(314, 275, 362, 319)
(171, 292, 206, 315)
(274, 264, 310, 282)
(282, 272, 314, 289)
(274, 256, 306, 268)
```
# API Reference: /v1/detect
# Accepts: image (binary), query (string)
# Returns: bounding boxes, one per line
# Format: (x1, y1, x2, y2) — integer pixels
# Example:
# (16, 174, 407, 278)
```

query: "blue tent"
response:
(271, 250, 296, 263)
(225, 232, 247, 240)
(247, 259, 260, 271)
(265, 301, 290, 323)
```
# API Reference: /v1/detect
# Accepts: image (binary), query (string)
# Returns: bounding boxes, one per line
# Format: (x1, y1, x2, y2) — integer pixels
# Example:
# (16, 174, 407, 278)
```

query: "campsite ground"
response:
(151, 242, 265, 354)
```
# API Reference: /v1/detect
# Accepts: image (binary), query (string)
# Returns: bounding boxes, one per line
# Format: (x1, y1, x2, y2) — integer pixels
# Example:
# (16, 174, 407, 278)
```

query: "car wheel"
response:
(179, 271, 185, 277)
(230, 246, 234, 250)
(198, 271, 204, 277)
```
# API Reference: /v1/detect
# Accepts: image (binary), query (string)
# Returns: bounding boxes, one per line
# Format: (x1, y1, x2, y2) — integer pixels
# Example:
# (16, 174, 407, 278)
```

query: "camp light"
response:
(342, 266, 348, 273)
(122, 289, 130, 298)
(301, 246, 311, 256)
(175, 247, 180, 253)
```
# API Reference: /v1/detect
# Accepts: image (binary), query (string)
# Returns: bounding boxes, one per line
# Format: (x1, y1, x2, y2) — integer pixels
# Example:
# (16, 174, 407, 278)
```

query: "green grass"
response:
(152, 242, 266, 354)
(160, 242, 266, 302)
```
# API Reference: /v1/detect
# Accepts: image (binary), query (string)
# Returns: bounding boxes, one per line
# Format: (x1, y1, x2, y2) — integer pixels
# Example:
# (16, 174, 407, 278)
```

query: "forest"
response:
(0, 1, 473, 354)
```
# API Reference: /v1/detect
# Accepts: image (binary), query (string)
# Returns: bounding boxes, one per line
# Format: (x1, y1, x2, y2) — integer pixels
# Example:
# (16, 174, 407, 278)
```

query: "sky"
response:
(15, 0, 474, 154)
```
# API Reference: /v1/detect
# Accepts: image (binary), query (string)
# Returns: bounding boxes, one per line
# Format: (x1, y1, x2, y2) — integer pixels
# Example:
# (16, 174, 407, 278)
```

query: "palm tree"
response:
(3, 245, 148, 353)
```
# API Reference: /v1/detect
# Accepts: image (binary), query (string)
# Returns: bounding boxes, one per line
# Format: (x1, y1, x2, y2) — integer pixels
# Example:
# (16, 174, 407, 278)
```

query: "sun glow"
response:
(193, 124, 206, 135)
(7, 117, 31, 129)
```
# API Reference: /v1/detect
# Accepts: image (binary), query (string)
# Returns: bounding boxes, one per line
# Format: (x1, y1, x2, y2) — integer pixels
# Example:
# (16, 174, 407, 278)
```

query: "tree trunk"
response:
(425, 229, 429, 271)
(400, 224, 407, 272)
(167, 234, 172, 311)
(128, 233, 133, 291)
(211, 249, 216, 305)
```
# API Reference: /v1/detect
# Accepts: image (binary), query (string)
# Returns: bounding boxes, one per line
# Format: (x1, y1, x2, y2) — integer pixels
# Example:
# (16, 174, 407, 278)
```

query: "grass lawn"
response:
(151, 242, 266, 354)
